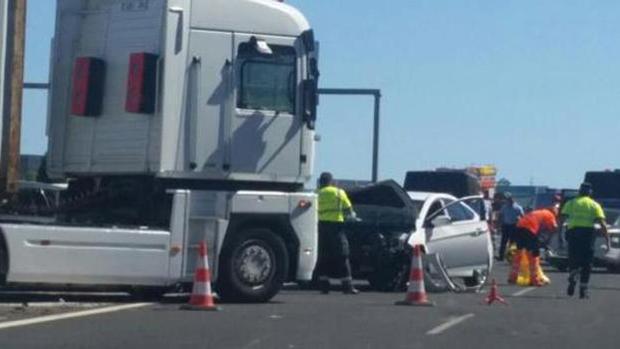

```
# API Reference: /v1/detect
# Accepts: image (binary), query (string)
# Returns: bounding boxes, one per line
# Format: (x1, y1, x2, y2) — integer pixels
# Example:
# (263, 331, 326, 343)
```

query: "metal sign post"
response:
(318, 88, 382, 183)
(0, 0, 27, 194)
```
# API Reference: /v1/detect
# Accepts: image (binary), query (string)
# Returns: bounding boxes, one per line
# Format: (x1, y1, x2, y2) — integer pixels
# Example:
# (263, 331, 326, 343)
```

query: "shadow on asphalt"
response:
(590, 286, 620, 291)
(0, 292, 191, 304)
(509, 294, 565, 300)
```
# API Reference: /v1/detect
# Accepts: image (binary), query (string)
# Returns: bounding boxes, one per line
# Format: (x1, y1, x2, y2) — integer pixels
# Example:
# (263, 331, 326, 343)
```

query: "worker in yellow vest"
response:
(316, 172, 359, 295)
(561, 182, 611, 299)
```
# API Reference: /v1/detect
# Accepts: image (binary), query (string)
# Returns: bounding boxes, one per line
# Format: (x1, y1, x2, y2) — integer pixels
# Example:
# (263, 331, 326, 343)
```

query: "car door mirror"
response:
(430, 215, 451, 227)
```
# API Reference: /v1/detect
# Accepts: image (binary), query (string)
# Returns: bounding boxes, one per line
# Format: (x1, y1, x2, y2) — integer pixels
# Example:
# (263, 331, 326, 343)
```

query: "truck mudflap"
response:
(0, 224, 175, 287)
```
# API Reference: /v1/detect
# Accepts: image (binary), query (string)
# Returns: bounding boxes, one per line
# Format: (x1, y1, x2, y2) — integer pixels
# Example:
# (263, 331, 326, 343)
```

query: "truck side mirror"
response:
(302, 79, 318, 129)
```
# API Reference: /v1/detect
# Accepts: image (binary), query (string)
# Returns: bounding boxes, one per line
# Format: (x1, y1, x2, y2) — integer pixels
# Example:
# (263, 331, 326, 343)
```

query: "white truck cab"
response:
(0, 0, 320, 303)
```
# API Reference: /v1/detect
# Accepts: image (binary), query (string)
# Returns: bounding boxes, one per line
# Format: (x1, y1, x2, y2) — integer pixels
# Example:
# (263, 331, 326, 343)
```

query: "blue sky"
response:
(20, 0, 620, 188)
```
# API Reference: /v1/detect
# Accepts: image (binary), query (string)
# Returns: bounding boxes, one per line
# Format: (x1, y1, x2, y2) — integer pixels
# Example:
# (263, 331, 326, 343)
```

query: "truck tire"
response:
(218, 228, 289, 303)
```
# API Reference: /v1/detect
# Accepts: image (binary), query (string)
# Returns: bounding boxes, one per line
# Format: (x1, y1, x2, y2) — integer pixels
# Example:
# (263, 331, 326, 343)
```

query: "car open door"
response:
(426, 198, 492, 276)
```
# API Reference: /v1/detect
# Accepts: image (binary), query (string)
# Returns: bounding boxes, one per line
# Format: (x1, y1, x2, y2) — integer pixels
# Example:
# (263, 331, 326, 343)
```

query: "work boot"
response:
(342, 280, 360, 295)
(507, 249, 523, 284)
(567, 281, 576, 297)
(579, 287, 589, 299)
(319, 278, 330, 295)
(528, 255, 544, 287)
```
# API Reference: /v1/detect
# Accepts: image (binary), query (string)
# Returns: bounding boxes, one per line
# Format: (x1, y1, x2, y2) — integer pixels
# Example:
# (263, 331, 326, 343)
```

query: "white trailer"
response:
(0, 0, 320, 302)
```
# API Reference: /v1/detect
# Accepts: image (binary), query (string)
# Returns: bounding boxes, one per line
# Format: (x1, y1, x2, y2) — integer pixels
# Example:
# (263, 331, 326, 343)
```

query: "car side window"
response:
(427, 200, 444, 219)
(446, 202, 476, 222)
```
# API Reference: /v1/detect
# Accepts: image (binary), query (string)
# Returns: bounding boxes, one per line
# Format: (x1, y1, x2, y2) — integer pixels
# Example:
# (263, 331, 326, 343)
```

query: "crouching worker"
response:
(508, 206, 558, 286)
(316, 172, 360, 295)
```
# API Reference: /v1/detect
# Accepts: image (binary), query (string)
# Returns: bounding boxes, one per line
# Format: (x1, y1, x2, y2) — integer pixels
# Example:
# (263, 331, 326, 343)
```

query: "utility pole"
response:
(0, 0, 27, 194)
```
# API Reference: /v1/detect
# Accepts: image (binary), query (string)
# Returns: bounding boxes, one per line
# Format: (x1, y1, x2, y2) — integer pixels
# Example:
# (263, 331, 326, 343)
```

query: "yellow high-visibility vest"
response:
(561, 196, 605, 229)
(318, 186, 352, 223)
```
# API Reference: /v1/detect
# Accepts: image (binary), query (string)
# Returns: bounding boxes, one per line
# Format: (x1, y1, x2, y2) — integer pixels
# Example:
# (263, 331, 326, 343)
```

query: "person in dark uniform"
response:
(316, 172, 359, 295)
(497, 193, 524, 260)
(560, 182, 611, 299)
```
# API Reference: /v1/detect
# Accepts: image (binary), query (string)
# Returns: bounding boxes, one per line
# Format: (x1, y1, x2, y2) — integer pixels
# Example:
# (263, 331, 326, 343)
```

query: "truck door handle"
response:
(168, 7, 184, 53)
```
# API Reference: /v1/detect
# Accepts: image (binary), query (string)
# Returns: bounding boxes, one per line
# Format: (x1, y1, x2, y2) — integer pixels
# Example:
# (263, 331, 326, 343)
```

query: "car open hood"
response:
(345, 180, 417, 232)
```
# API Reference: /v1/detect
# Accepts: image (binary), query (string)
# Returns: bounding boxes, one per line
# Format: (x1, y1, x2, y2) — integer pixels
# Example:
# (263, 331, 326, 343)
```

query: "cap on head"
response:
(504, 192, 512, 200)
(319, 172, 333, 187)
(579, 182, 593, 196)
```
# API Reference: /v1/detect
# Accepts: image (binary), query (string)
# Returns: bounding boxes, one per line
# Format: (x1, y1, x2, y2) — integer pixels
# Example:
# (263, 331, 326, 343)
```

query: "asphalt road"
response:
(0, 263, 619, 349)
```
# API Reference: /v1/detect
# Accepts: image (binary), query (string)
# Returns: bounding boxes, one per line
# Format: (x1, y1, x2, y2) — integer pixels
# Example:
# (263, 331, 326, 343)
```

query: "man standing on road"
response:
(508, 206, 558, 286)
(561, 182, 611, 299)
(316, 172, 360, 295)
(498, 193, 525, 261)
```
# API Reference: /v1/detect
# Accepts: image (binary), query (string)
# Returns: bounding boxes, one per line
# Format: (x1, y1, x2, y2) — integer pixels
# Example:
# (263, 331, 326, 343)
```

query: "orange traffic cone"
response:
(484, 279, 508, 305)
(396, 245, 435, 307)
(181, 241, 220, 311)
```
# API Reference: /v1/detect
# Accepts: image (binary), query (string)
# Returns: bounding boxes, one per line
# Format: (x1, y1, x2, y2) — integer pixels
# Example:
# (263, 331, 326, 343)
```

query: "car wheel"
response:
(422, 253, 451, 293)
(367, 265, 408, 292)
(463, 269, 489, 288)
(218, 228, 288, 303)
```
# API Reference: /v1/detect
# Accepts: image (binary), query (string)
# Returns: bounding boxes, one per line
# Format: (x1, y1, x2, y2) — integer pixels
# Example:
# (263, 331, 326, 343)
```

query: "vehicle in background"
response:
(584, 171, 620, 209)
(546, 208, 620, 273)
(404, 171, 481, 198)
(495, 185, 557, 212)
(407, 191, 493, 288)
(0, 0, 320, 303)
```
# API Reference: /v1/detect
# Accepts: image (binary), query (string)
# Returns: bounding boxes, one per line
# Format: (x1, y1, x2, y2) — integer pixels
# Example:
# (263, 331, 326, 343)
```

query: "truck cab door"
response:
(229, 34, 304, 179)
(186, 30, 233, 174)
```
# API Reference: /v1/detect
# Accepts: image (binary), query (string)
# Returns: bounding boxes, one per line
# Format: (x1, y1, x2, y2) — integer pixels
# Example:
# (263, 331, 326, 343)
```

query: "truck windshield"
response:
(237, 44, 297, 114)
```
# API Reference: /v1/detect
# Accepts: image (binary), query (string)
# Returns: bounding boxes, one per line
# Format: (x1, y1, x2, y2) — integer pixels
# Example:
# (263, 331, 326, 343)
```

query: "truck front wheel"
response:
(218, 228, 289, 303)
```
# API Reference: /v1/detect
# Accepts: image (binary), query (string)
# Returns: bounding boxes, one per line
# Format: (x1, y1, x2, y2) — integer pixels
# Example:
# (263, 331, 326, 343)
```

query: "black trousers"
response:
(316, 221, 353, 279)
(513, 227, 541, 257)
(498, 224, 518, 259)
(566, 228, 596, 286)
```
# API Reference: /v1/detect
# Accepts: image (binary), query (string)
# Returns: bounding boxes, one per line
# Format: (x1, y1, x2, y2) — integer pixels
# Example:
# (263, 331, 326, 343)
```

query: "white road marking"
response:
(0, 303, 111, 308)
(0, 303, 152, 331)
(426, 313, 475, 336)
(512, 287, 536, 297)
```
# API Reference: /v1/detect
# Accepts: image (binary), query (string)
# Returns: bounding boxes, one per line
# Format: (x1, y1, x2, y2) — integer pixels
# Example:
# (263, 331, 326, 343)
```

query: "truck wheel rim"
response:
(236, 244, 274, 286)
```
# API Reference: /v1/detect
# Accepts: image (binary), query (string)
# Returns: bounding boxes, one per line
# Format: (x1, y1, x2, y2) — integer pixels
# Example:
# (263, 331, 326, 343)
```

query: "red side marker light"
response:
(71, 57, 106, 116)
(126, 52, 159, 114)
